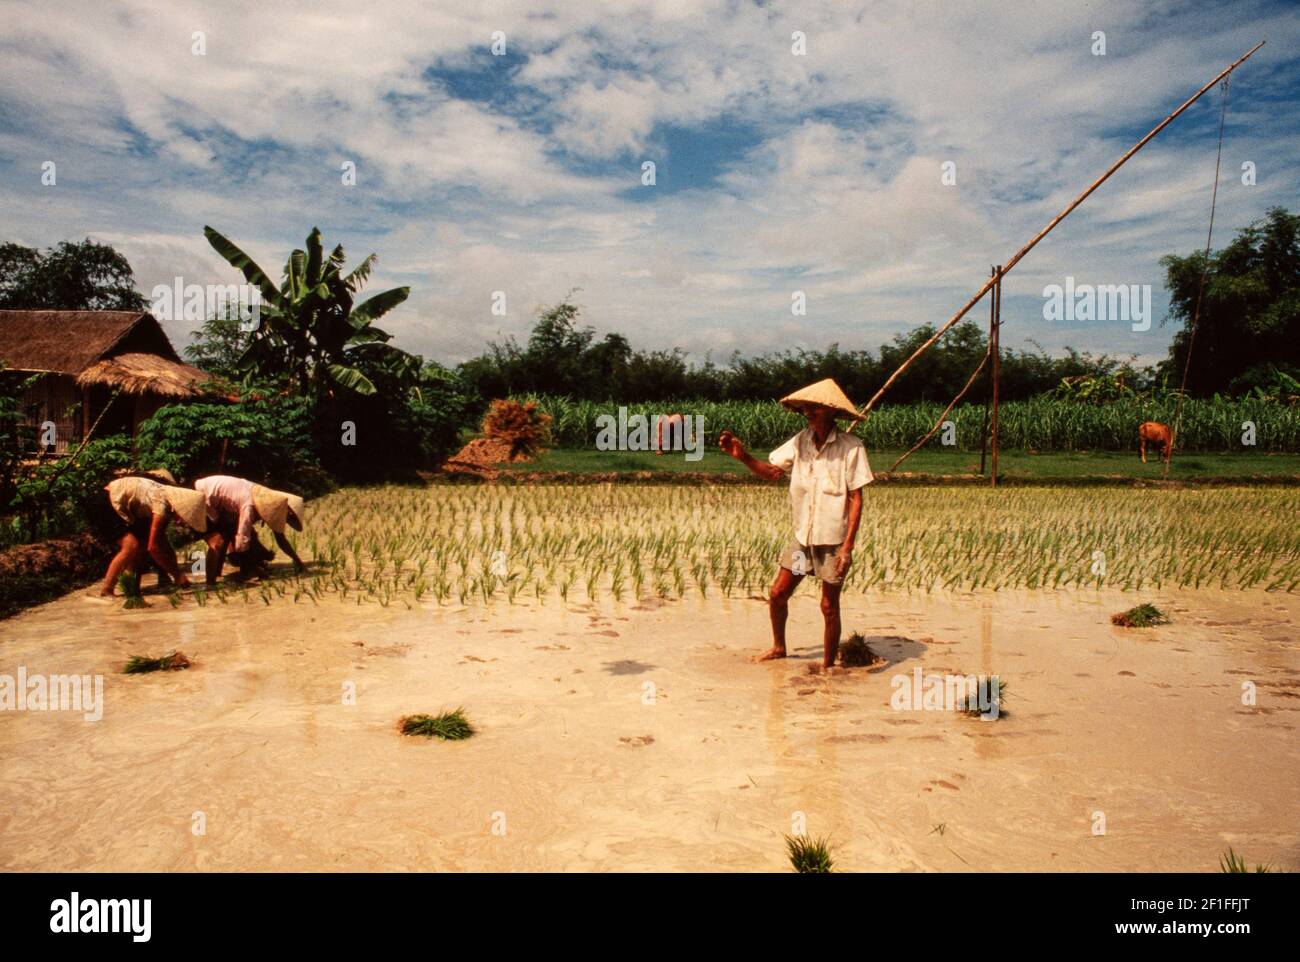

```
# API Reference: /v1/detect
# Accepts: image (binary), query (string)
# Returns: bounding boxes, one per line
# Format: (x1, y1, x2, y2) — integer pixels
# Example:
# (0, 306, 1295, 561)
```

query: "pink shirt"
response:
(194, 475, 258, 552)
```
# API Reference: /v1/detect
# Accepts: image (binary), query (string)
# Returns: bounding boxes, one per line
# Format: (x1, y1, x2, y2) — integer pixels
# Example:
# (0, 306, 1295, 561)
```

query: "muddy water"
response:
(1, 583, 1297, 871)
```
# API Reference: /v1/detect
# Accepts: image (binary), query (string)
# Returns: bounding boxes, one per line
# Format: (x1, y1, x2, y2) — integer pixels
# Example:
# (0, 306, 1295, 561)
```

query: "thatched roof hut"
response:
(0, 310, 213, 453)
(76, 353, 208, 397)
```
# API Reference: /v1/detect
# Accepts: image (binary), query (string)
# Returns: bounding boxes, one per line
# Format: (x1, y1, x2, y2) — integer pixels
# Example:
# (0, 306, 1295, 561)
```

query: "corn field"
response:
(521, 394, 1300, 453)
(208, 484, 1300, 611)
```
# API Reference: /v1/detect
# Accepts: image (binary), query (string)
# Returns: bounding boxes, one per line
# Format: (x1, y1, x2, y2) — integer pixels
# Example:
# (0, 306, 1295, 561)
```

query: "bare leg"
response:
(1140, 438, 1147, 463)
(101, 532, 141, 595)
(759, 566, 803, 661)
(820, 581, 843, 669)
(148, 536, 181, 587)
(205, 531, 228, 586)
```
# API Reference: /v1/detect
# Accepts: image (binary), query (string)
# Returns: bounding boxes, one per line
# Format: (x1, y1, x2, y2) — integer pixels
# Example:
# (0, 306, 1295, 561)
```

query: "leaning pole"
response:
(859, 40, 1266, 417)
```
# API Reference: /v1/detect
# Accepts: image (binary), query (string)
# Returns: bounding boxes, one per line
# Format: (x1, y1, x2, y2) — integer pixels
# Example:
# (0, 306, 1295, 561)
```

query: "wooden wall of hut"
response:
(19, 373, 80, 454)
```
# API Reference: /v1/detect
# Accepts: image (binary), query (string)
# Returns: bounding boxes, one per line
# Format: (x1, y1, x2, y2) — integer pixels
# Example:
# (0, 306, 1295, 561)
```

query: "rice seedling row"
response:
(223, 484, 1300, 610)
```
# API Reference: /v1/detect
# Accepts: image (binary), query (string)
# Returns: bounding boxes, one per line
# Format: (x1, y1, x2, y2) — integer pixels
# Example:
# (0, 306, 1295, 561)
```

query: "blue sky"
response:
(1, 0, 1297, 373)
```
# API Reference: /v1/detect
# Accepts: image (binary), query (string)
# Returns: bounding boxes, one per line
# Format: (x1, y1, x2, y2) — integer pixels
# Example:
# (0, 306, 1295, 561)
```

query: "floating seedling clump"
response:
(1111, 603, 1170, 627)
(124, 651, 192, 674)
(958, 675, 1008, 718)
(784, 834, 835, 873)
(398, 708, 475, 740)
(838, 631, 881, 668)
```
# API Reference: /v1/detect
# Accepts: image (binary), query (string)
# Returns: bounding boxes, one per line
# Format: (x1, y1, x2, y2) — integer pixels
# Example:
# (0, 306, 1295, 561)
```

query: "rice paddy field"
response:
(281, 484, 1300, 605)
(2, 481, 1298, 872)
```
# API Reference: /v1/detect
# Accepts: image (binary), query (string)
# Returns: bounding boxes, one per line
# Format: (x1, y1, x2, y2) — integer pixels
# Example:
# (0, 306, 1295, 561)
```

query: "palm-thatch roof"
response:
(76, 353, 210, 397)
(0, 310, 212, 397)
(0, 311, 170, 373)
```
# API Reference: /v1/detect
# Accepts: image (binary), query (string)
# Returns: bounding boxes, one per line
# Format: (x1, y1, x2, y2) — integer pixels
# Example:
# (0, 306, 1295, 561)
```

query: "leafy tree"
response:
(182, 306, 250, 381)
(203, 225, 414, 400)
(0, 239, 148, 311)
(135, 395, 321, 492)
(7, 434, 135, 545)
(1161, 207, 1300, 396)
(458, 303, 1131, 406)
(0, 365, 39, 512)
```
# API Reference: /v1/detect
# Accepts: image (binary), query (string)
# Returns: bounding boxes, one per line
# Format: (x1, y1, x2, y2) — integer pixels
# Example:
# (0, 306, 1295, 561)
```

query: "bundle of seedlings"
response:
(1111, 603, 1170, 627)
(124, 651, 192, 674)
(958, 675, 1008, 718)
(398, 708, 475, 740)
(118, 573, 148, 609)
(838, 631, 881, 668)
(784, 834, 835, 873)
(1219, 847, 1272, 873)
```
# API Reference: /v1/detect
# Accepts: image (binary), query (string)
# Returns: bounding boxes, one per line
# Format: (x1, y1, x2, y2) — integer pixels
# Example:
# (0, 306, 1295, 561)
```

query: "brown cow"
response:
(1138, 421, 1173, 464)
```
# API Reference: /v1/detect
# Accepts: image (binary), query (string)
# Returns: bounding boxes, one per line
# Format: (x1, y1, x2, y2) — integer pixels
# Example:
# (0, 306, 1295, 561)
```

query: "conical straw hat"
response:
(162, 485, 208, 533)
(285, 493, 306, 531)
(250, 484, 292, 535)
(779, 378, 863, 422)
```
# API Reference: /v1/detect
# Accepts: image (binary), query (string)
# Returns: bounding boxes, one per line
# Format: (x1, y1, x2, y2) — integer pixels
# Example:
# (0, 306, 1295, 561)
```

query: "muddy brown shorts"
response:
(779, 541, 849, 585)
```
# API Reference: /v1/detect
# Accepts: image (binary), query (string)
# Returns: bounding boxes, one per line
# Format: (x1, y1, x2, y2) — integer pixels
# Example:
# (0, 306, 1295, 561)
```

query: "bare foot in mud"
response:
(755, 646, 787, 662)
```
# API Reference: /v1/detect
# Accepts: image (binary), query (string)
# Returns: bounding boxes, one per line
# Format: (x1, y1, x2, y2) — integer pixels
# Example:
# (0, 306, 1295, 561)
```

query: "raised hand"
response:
(718, 430, 745, 459)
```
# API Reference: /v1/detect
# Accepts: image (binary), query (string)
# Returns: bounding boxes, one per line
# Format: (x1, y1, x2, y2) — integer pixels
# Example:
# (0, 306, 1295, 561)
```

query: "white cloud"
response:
(0, 0, 1295, 371)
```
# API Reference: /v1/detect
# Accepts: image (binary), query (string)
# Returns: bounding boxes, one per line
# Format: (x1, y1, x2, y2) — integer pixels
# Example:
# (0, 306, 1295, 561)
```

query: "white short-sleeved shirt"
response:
(768, 427, 873, 546)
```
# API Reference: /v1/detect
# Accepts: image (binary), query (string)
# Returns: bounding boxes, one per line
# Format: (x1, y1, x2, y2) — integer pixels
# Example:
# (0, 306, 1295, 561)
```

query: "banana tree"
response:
(203, 225, 413, 398)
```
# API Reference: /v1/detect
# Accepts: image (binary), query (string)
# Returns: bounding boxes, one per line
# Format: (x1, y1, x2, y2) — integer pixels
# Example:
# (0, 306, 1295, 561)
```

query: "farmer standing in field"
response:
(193, 475, 306, 583)
(719, 379, 872, 668)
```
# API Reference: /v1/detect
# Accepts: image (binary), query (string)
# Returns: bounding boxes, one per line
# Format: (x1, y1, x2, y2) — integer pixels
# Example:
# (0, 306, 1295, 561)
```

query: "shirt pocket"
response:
(815, 460, 843, 495)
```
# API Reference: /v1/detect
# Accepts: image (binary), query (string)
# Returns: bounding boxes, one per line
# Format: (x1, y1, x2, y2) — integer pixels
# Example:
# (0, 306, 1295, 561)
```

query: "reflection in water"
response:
(973, 602, 1003, 760)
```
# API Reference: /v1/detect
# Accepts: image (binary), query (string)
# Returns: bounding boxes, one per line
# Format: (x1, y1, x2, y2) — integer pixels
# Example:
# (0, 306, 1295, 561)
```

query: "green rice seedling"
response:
(1219, 848, 1271, 873)
(167, 590, 182, 609)
(118, 573, 148, 609)
(838, 632, 880, 668)
(1111, 603, 1170, 627)
(124, 651, 192, 674)
(236, 482, 1300, 609)
(784, 834, 835, 873)
(398, 708, 475, 740)
(958, 676, 1008, 718)
(193, 587, 207, 607)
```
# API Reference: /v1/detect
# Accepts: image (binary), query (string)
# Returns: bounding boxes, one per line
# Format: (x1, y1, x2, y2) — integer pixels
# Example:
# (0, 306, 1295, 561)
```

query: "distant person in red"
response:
(654, 413, 685, 454)
(96, 474, 208, 596)
(194, 475, 305, 583)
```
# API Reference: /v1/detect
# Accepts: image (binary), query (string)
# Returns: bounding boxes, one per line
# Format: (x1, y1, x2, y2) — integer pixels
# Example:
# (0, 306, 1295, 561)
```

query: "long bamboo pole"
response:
(858, 40, 1265, 418)
(887, 348, 990, 473)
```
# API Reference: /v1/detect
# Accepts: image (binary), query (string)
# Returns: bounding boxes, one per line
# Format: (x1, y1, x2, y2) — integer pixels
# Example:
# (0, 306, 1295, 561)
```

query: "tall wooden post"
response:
(990, 266, 1003, 488)
(979, 266, 995, 475)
